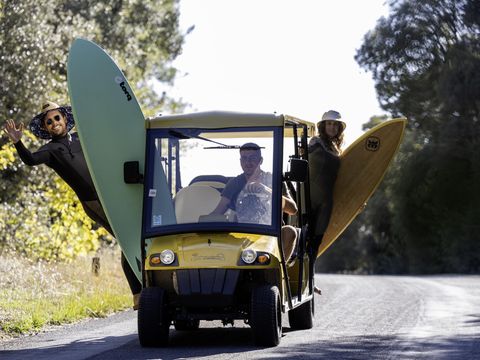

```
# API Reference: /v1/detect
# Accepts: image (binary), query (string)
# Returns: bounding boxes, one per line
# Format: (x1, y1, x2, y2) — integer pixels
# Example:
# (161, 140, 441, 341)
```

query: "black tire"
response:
(288, 297, 314, 330)
(174, 319, 200, 331)
(250, 285, 282, 346)
(138, 287, 170, 347)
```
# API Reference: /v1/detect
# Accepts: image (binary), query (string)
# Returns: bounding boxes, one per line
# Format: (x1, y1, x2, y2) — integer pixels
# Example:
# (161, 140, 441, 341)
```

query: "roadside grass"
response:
(0, 248, 132, 340)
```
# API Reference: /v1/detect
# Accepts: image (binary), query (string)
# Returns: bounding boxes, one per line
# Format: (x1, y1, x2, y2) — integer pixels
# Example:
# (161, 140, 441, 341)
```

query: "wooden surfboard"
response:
(67, 38, 175, 281)
(317, 119, 406, 257)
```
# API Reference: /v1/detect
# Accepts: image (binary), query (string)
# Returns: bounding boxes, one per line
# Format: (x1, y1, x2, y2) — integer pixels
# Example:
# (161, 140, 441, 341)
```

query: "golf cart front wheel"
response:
(250, 284, 282, 346)
(138, 287, 170, 347)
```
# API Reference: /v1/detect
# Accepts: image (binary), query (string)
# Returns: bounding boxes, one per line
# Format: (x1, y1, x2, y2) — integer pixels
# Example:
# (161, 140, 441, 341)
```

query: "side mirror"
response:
(284, 158, 308, 183)
(124, 161, 144, 184)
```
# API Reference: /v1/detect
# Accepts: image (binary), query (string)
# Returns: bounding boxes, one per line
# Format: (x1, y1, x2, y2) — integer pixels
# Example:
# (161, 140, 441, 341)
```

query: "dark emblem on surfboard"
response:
(115, 76, 132, 101)
(365, 136, 380, 151)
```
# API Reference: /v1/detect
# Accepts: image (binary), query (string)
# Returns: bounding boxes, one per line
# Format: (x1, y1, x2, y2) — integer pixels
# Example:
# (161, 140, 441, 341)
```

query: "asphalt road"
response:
(1, 274, 479, 359)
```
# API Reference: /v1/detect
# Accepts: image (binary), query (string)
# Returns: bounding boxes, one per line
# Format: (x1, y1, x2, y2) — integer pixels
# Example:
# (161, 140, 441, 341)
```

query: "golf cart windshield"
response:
(144, 127, 282, 236)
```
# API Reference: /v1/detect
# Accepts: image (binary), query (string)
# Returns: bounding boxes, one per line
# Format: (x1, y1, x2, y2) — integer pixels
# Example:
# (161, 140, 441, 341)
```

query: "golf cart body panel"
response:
(145, 232, 281, 270)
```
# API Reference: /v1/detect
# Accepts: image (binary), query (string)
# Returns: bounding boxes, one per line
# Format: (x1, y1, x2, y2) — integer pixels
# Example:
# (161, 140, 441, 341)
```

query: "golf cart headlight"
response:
(241, 249, 257, 264)
(160, 249, 175, 265)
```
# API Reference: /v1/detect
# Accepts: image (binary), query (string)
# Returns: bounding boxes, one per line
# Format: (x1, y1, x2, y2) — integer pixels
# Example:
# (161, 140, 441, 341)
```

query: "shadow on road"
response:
(272, 333, 480, 360)
(120, 331, 480, 360)
(100, 330, 480, 360)
(90, 327, 258, 359)
(2, 326, 480, 360)
(0, 333, 138, 360)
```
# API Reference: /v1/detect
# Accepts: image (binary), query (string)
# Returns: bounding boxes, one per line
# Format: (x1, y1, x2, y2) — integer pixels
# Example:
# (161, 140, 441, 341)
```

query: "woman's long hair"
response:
(317, 121, 344, 153)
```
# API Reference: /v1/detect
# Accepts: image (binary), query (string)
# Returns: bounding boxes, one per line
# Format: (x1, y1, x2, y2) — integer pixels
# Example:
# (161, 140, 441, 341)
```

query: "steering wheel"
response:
(235, 188, 271, 225)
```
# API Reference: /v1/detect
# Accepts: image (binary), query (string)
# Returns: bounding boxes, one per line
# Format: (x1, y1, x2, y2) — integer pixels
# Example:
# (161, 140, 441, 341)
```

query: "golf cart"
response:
(68, 39, 406, 349)
(131, 111, 318, 347)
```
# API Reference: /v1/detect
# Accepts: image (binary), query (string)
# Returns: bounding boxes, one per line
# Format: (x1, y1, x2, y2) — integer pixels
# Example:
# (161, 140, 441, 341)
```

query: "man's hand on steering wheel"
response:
(244, 182, 271, 194)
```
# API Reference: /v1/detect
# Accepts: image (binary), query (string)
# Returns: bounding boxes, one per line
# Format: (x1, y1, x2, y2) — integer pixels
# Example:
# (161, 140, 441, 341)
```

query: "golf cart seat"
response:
(174, 184, 222, 223)
(189, 175, 231, 191)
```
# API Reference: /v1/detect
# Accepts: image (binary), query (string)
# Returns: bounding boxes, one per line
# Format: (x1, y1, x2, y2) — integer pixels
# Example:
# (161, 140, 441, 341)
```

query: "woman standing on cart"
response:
(308, 110, 346, 292)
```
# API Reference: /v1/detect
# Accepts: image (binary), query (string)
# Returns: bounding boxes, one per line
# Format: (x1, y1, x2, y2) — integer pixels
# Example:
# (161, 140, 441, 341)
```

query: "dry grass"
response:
(0, 248, 132, 340)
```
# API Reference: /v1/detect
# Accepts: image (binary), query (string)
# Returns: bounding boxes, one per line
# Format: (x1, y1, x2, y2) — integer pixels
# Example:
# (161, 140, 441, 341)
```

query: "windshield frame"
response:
(142, 126, 284, 238)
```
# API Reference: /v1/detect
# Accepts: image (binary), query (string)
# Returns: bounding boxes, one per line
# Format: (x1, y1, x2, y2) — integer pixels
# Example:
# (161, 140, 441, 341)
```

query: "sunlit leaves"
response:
(0, 143, 16, 170)
(0, 145, 110, 260)
(1, 0, 185, 125)
(1, 0, 185, 260)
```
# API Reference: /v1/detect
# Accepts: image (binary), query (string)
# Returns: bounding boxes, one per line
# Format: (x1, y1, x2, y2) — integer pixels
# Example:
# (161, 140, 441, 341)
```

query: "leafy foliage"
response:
(355, 0, 480, 135)
(0, 0, 186, 260)
(0, 135, 109, 260)
(339, 0, 480, 273)
(1, 0, 185, 122)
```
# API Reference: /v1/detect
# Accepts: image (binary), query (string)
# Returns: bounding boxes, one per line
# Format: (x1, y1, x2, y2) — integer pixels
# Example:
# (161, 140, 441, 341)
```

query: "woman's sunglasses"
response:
(45, 114, 62, 126)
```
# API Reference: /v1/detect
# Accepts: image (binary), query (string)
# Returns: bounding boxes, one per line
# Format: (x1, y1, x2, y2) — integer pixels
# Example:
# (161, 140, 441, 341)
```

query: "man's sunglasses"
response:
(45, 114, 62, 126)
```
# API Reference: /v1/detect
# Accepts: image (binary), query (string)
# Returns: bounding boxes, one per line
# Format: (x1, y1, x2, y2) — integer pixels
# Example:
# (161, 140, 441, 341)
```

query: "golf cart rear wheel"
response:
(288, 296, 314, 330)
(174, 319, 200, 331)
(250, 285, 282, 346)
(138, 287, 170, 347)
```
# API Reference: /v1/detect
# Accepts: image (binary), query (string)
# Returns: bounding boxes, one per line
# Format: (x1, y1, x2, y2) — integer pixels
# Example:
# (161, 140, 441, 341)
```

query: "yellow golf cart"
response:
(133, 111, 317, 347)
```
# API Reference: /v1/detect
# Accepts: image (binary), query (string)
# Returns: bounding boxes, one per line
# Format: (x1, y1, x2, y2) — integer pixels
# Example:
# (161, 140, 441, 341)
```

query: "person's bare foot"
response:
(133, 293, 140, 310)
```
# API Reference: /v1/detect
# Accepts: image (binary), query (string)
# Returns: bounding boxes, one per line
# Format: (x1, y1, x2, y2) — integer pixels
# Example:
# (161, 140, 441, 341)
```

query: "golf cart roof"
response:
(147, 111, 316, 137)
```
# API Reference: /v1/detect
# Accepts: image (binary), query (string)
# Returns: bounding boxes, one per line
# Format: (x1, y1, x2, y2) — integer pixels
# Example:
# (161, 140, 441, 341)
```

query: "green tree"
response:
(0, 0, 186, 258)
(355, 0, 480, 273)
(355, 0, 480, 138)
(1, 0, 185, 123)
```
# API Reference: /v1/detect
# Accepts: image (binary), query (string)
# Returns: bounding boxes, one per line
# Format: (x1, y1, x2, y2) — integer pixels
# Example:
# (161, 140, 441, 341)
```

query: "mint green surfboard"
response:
(67, 38, 175, 281)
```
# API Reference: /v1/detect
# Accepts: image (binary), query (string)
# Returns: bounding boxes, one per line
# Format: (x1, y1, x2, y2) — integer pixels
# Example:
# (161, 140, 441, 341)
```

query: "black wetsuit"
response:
(14, 133, 141, 294)
(15, 133, 96, 200)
